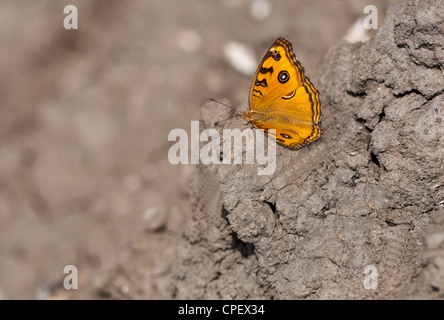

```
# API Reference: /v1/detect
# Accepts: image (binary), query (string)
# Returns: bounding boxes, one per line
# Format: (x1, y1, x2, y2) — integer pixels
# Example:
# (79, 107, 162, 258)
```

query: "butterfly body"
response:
(241, 37, 322, 150)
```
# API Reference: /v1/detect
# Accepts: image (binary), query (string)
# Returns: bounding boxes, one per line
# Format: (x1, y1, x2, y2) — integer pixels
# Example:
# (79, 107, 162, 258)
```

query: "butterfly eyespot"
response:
(280, 133, 292, 139)
(278, 70, 289, 84)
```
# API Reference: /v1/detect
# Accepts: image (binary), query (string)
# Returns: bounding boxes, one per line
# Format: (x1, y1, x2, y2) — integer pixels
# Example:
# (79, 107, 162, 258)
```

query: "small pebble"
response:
(343, 18, 371, 43)
(223, 41, 257, 76)
(143, 207, 167, 232)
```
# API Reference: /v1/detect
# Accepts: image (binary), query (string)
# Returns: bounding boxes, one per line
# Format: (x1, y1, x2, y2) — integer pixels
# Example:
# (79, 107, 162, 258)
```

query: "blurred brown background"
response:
(0, 0, 394, 299)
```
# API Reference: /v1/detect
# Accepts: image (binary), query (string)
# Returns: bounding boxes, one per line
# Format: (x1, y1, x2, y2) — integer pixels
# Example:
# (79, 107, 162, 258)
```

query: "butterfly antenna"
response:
(214, 114, 240, 125)
(209, 98, 237, 111)
(209, 98, 243, 125)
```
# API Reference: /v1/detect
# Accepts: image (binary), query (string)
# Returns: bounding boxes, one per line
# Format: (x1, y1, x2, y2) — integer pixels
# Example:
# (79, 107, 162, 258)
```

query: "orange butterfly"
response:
(241, 37, 322, 150)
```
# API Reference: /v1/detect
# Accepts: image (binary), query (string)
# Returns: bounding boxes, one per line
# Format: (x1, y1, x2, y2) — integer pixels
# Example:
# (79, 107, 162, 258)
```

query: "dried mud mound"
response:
(172, 0, 444, 299)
